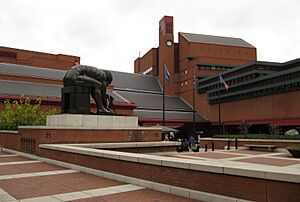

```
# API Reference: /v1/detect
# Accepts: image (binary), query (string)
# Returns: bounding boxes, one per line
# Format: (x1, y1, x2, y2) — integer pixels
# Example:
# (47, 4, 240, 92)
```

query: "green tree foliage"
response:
(0, 96, 56, 130)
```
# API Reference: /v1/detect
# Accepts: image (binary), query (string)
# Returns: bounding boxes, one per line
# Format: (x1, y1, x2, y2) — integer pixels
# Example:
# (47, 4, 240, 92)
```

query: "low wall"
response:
(200, 138, 300, 149)
(0, 126, 162, 154)
(38, 144, 300, 202)
(0, 130, 20, 151)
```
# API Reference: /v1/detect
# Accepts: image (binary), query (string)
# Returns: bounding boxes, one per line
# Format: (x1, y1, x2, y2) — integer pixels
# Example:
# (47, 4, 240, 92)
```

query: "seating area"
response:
(244, 144, 277, 151)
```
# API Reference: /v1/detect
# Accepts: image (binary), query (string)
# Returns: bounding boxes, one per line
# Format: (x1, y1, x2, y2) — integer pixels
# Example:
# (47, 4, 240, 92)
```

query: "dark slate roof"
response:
(134, 109, 206, 121)
(0, 63, 162, 93)
(180, 32, 255, 48)
(111, 71, 162, 93)
(0, 80, 124, 102)
(115, 90, 191, 111)
(0, 63, 65, 79)
(0, 79, 61, 98)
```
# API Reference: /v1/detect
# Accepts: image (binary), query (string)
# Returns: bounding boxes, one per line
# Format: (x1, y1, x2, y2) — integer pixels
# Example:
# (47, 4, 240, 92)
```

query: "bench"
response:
(244, 144, 277, 152)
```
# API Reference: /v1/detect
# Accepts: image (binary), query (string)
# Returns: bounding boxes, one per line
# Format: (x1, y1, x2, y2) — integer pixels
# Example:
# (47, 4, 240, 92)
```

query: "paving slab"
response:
(0, 172, 124, 200)
(234, 157, 300, 166)
(0, 162, 66, 175)
(0, 156, 33, 163)
(70, 188, 201, 202)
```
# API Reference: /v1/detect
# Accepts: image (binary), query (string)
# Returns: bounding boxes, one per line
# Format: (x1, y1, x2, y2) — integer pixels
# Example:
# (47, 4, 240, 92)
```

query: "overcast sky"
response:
(1, 0, 299, 73)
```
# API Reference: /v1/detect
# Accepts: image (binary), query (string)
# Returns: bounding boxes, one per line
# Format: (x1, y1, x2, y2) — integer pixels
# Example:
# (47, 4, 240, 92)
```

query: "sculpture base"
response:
(47, 114, 139, 129)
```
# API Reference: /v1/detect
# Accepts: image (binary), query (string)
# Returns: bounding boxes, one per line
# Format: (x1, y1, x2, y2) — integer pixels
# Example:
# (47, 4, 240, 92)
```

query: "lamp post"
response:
(187, 56, 196, 136)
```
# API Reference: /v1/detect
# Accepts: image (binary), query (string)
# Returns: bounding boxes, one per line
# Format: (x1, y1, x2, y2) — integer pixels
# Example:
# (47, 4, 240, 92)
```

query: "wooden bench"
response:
(244, 144, 277, 152)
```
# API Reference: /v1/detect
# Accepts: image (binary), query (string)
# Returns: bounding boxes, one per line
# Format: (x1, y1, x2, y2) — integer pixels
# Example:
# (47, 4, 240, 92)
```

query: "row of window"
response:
(198, 64, 275, 87)
(199, 73, 264, 93)
(208, 71, 300, 96)
(199, 47, 250, 56)
(197, 65, 229, 71)
(180, 65, 231, 76)
(209, 81, 300, 104)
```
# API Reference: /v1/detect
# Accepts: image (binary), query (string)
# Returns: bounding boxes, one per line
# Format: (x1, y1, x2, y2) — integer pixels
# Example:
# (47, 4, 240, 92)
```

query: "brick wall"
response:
(0, 131, 20, 151)
(38, 148, 300, 202)
(17, 128, 161, 153)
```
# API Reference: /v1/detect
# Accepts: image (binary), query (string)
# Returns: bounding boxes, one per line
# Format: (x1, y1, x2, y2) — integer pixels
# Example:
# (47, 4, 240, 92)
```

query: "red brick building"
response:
(135, 16, 300, 134)
(1, 16, 300, 135)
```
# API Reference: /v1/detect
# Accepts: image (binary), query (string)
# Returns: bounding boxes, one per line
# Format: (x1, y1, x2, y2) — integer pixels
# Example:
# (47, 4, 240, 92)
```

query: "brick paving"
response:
(0, 156, 33, 163)
(0, 162, 65, 175)
(224, 149, 270, 155)
(0, 153, 200, 201)
(0, 172, 124, 200)
(234, 156, 300, 166)
(170, 149, 300, 166)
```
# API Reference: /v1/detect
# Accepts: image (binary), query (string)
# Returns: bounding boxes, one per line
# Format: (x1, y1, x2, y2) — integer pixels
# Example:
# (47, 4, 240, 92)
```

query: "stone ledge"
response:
(0, 130, 18, 134)
(38, 143, 300, 183)
(69, 141, 181, 149)
(18, 126, 161, 131)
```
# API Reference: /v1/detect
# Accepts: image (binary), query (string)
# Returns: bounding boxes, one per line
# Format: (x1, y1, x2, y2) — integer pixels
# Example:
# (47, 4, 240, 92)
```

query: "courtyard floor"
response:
(0, 150, 199, 202)
(1, 148, 300, 202)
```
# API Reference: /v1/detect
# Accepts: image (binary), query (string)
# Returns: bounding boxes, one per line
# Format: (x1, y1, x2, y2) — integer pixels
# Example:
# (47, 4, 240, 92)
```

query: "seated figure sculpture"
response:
(63, 65, 113, 114)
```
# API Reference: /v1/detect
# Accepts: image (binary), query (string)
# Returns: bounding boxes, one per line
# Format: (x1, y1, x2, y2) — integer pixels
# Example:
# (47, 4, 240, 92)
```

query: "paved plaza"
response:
(0, 150, 199, 202)
(1, 148, 300, 202)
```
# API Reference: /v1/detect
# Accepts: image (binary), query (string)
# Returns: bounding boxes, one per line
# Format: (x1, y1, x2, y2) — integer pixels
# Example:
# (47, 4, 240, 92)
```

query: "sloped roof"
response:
(0, 63, 162, 92)
(0, 80, 123, 102)
(111, 71, 162, 93)
(134, 109, 206, 121)
(180, 32, 255, 48)
(115, 90, 190, 110)
(0, 63, 65, 79)
(0, 63, 208, 122)
(0, 79, 61, 98)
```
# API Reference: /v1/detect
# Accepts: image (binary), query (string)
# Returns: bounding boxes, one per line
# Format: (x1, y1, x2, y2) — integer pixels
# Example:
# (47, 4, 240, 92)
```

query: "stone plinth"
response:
(47, 114, 139, 129)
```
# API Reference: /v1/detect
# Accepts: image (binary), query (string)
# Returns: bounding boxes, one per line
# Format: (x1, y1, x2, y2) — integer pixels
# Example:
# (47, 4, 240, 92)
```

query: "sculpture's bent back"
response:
(61, 65, 115, 115)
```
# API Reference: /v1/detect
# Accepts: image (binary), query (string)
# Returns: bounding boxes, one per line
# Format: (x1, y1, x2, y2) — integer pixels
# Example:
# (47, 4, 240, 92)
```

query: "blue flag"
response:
(219, 74, 229, 90)
(164, 64, 171, 82)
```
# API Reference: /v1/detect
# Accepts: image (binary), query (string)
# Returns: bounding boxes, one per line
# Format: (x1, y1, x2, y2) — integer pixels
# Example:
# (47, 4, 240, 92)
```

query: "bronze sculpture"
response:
(62, 65, 114, 115)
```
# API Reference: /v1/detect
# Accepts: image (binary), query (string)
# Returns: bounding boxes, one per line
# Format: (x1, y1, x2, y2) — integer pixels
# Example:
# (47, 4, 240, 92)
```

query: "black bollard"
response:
(205, 145, 207, 152)
(212, 143, 214, 151)
(235, 138, 238, 149)
(227, 140, 230, 150)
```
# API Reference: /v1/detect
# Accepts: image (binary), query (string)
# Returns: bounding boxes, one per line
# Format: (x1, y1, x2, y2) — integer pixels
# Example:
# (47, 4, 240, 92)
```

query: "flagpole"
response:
(218, 84, 222, 135)
(218, 77, 222, 135)
(193, 71, 196, 135)
(163, 63, 165, 126)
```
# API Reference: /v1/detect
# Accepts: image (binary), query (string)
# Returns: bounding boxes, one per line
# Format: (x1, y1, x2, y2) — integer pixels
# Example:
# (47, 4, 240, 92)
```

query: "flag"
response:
(164, 64, 171, 82)
(219, 74, 229, 90)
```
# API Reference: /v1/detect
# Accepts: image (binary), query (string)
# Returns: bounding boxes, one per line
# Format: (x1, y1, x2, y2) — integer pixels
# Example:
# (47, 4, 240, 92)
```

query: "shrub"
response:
(286, 145, 300, 151)
(0, 96, 56, 130)
(286, 145, 300, 158)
